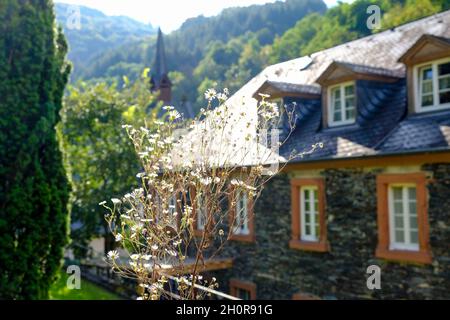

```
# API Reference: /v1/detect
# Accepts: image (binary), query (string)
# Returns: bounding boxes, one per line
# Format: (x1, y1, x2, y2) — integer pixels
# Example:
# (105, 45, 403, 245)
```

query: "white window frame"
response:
(414, 57, 450, 113)
(327, 81, 356, 127)
(388, 183, 419, 251)
(233, 191, 249, 235)
(300, 186, 319, 242)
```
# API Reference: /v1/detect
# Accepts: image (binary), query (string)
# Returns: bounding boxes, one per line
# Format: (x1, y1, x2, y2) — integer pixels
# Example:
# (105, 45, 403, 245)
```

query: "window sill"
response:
(289, 239, 329, 252)
(375, 247, 432, 264)
(229, 233, 256, 243)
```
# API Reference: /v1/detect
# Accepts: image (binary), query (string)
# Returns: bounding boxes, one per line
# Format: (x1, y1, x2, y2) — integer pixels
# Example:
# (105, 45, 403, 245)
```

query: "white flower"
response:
(107, 250, 119, 261)
(111, 198, 121, 205)
(163, 106, 175, 111)
(142, 254, 152, 261)
(214, 177, 221, 184)
(115, 234, 123, 242)
(204, 88, 217, 101)
(169, 110, 181, 120)
(130, 254, 140, 261)
(151, 244, 159, 251)
(200, 177, 212, 186)
(98, 201, 107, 206)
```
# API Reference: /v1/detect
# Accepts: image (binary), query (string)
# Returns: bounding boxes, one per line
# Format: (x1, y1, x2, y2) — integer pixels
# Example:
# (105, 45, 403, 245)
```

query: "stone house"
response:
(206, 11, 450, 299)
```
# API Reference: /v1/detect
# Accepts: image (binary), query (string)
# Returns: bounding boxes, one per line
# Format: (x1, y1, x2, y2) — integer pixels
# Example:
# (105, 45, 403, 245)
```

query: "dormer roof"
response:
(316, 61, 403, 86)
(398, 34, 450, 65)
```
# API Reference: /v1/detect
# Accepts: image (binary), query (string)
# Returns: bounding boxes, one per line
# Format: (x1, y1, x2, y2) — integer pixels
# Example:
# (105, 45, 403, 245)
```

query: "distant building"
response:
(150, 28, 194, 118)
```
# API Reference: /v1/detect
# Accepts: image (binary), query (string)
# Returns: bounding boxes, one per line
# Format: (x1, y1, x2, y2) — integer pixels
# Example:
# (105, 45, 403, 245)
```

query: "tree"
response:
(59, 70, 158, 258)
(0, 0, 71, 299)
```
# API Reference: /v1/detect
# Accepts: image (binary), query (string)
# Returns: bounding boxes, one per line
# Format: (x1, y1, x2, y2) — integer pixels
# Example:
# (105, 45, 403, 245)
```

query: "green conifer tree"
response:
(0, 0, 71, 299)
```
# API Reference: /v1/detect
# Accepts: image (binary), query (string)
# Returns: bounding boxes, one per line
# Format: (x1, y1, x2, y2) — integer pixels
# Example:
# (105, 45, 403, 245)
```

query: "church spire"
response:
(150, 28, 172, 104)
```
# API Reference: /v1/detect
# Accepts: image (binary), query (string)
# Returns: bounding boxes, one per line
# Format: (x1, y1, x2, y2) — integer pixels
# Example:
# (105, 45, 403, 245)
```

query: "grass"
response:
(49, 270, 122, 300)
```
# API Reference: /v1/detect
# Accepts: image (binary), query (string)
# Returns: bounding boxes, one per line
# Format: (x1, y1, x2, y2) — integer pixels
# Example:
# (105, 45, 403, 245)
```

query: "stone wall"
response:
(212, 164, 450, 299)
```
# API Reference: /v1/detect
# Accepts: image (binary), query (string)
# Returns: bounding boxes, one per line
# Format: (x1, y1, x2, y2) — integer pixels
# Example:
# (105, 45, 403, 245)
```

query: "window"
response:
(229, 188, 255, 242)
(290, 178, 329, 252)
(230, 279, 256, 300)
(388, 185, 419, 251)
(376, 173, 432, 264)
(190, 187, 210, 237)
(328, 82, 356, 126)
(196, 197, 206, 231)
(416, 58, 450, 112)
(168, 194, 179, 229)
(300, 186, 319, 242)
(234, 191, 249, 235)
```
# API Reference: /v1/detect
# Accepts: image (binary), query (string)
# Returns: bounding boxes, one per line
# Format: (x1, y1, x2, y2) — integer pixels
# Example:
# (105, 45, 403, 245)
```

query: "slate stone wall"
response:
(212, 164, 450, 299)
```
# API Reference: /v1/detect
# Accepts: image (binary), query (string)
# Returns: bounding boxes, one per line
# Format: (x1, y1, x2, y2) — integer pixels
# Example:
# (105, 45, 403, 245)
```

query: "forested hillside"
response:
(55, 3, 156, 79)
(57, 0, 450, 114)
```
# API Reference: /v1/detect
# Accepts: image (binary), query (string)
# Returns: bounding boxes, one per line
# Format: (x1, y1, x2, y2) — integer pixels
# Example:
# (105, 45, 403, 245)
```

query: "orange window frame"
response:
(230, 279, 256, 300)
(375, 173, 432, 264)
(289, 178, 329, 252)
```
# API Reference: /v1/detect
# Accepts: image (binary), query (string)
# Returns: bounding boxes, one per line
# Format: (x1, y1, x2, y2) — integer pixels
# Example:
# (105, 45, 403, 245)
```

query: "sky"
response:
(55, 0, 349, 32)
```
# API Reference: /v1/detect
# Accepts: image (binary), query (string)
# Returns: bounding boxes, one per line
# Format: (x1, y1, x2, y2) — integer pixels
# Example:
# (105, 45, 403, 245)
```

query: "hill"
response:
(55, 3, 156, 79)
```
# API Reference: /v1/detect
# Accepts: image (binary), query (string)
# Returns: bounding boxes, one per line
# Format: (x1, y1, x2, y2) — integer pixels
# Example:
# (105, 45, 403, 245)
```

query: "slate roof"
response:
(223, 10, 450, 164)
(280, 79, 408, 160)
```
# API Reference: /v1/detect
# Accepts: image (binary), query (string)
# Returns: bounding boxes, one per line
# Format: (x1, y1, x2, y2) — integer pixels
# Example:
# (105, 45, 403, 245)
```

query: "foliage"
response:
(59, 70, 158, 258)
(63, 0, 326, 114)
(0, 0, 71, 299)
(268, 0, 448, 63)
(49, 270, 121, 300)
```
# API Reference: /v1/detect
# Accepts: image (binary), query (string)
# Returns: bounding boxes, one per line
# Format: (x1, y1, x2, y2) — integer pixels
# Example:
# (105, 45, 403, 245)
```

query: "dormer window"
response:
(328, 82, 356, 126)
(416, 58, 450, 112)
(398, 34, 450, 114)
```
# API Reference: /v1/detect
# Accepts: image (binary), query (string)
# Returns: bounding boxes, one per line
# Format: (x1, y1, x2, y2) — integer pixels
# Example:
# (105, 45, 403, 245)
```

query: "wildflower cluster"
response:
(101, 88, 318, 300)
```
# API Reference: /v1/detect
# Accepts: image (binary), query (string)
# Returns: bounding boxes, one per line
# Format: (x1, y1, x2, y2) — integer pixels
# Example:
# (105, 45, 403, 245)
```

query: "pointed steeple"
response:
(150, 28, 172, 104)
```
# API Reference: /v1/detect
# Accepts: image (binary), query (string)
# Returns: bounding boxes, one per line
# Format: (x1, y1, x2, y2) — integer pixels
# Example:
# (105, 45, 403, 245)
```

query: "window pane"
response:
(394, 216, 404, 228)
(395, 229, 405, 243)
(305, 224, 311, 235)
(346, 107, 355, 120)
(440, 91, 450, 104)
(345, 85, 355, 96)
(409, 202, 417, 215)
(421, 94, 434, 107)
(410, 216, 418, 229)
(392, 187, 403, 200)
(394, 202, 403, 214)
(304, 189, 310, 200)
(422, 80, 433, 94)
(439, 76, 450, 91)
(304, 200, 310, 212)
(305, 213, 310, 223)
(346, 96, 355, 107)
(334, 99, 342, 111)
(410, 230, 419, 245)
(421, 66, 433, 80)
(333, 88, 341, 99)
(333, 111, 342, 122)
(408, 187, 416, 200)
(438, 62, 450, 76)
